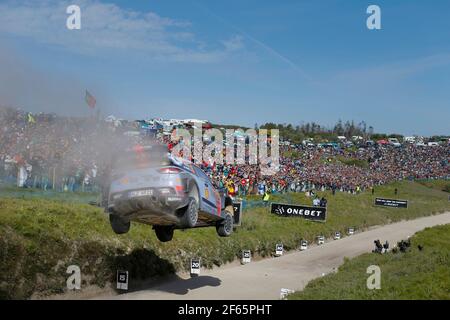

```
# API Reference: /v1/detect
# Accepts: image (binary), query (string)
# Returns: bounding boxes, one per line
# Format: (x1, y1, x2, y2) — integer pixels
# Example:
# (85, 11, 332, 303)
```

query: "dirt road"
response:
(96, 212, 450, 300)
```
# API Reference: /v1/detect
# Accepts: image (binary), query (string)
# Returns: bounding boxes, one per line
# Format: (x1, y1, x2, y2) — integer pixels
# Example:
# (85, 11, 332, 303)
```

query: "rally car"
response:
(103, 144, 236, 242)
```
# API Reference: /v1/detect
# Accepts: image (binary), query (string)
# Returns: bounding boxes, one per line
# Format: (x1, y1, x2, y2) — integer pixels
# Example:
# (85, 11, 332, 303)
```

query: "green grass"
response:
(0, 184, 99, 204)
(417, 179, 450, 193)
(282, 150, 301, 160)
(336, 156, 369, 168)
(0, 180, 449, 299)
(288, 224, 450, 300)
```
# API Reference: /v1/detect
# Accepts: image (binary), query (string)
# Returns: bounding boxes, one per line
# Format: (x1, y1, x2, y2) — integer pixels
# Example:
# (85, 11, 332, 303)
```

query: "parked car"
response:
(388, 138, 402, 147)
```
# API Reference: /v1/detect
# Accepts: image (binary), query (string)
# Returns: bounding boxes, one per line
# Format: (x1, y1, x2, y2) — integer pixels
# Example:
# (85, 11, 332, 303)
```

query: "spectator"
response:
(313, 197, 321, 207)
(0, 107, 448, 197)
(263, 191, 270, 207)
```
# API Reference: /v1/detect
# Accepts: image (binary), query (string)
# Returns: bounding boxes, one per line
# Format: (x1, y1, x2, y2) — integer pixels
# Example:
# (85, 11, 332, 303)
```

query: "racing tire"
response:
(109, 214, 130, 234)
(180, 197, 198, 228)
(216, 210, 234, 237)
(154, 226, 174, 242)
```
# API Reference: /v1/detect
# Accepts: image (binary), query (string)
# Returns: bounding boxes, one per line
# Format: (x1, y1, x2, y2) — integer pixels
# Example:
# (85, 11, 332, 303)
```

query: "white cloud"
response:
(0, 0, 244, 62)
(222, 35, 244, 52)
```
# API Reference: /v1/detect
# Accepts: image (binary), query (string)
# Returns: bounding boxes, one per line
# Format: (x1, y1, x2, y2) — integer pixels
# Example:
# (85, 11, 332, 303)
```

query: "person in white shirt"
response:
(313, 197, 321, 207)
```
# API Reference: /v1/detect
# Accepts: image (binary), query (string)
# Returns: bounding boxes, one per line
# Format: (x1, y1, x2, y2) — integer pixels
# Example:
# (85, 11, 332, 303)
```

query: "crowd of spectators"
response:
(1, 107, 448, 197)
(0, 108, 116, 192)
(198, 141, 449, 198)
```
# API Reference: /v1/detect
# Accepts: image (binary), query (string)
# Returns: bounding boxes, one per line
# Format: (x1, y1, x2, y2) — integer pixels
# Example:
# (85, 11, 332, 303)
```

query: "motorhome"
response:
(404, 136, 416, 143)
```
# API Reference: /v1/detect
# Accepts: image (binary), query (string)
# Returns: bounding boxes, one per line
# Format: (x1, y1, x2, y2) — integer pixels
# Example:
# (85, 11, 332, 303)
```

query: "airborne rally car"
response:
(104, 144, 236, 242)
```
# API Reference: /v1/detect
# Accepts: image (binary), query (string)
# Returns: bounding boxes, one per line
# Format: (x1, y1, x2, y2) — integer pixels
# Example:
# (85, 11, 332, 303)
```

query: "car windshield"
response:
(112, 145, 171, 172)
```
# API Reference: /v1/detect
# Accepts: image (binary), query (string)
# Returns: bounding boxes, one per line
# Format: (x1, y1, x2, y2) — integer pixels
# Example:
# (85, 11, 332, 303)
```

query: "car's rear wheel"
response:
(216, 207, 234, 237)
(109, 214, 130, 234)
(154, 225, 174, 242)
(180, 197, 198, 228)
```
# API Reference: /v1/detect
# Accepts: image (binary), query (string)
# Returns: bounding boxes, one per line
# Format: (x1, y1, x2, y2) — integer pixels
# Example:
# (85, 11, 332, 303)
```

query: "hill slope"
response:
(288, 223, 450, 300)
(0, 180, 449, 299)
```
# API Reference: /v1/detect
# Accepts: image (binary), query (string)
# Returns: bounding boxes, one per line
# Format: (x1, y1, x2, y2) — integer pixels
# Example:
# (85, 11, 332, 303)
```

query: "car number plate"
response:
(129, 189, 153, 198)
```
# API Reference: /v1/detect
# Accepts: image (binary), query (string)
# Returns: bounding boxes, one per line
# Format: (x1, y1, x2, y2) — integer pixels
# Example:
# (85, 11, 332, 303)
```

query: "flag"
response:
(27, 113, 35, 124)
(85, 90, 96, 109)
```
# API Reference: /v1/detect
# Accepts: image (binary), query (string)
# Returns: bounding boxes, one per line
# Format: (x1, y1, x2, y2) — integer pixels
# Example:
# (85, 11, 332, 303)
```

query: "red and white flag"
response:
(85, 90, 96, 109)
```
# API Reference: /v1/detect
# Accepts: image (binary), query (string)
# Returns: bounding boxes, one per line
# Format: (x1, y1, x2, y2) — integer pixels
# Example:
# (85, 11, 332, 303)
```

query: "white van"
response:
(388, 138, 402, 147)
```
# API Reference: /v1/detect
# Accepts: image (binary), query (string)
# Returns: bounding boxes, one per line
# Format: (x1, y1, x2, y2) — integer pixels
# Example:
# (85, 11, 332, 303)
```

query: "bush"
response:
(443, 184, 450, 193)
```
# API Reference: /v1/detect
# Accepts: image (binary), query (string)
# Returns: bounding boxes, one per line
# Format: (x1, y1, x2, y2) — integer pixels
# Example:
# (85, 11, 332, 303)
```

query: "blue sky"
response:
(0, 0, 449, 135)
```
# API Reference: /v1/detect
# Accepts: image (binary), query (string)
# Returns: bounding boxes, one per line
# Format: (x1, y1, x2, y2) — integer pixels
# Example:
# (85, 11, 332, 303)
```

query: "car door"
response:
(193, 166, 217, 215)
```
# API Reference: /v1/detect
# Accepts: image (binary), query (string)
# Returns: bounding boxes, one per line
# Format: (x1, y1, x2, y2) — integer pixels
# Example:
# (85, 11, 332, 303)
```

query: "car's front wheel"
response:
(109, 214, 130, 234)
(154, 225, 174, 242)
(216, 208, 234, 237)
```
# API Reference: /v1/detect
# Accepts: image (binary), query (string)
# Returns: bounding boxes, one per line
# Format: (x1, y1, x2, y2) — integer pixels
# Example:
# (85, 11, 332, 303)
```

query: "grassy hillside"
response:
(0, 180, 449, 299)
(336, 156, 369, 168)
(288, 224, 450, 300)
(0, 184, 98, 203)
(417, 179, 450, 193)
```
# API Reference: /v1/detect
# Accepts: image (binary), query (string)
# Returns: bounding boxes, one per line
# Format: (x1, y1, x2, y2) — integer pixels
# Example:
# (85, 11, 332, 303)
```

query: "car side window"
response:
(193, 166, 212, 185)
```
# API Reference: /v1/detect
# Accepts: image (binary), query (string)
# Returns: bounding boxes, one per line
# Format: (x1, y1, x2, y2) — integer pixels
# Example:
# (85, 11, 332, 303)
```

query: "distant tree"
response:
(358, 121, 367, 136)
(371, 133, 388, 141)
(334, 120, 344, 136)
(259, 119, 375, 143)
(260, 122, 277, 130)
(304, 123, 311, 135)
(388, 133, 404, 140)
